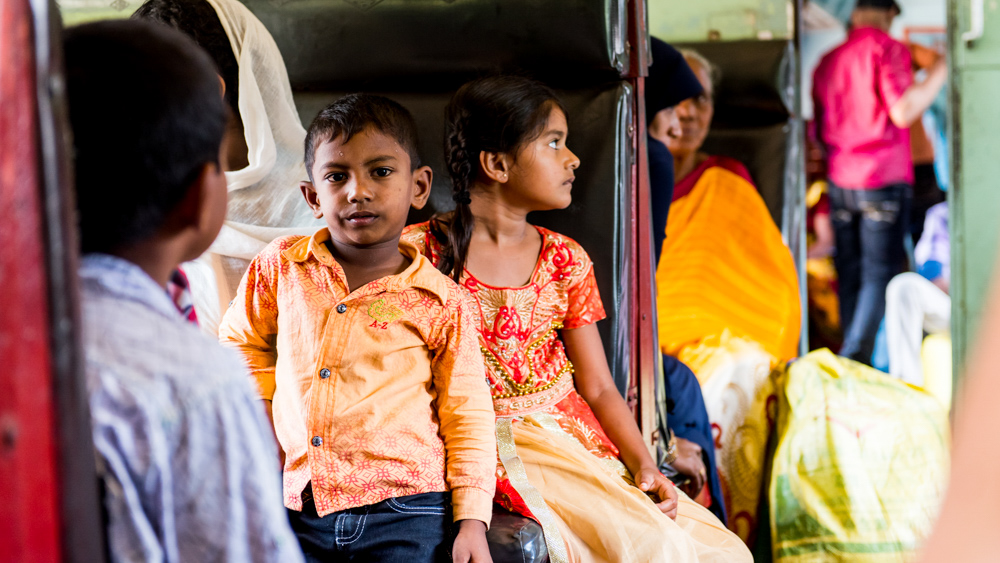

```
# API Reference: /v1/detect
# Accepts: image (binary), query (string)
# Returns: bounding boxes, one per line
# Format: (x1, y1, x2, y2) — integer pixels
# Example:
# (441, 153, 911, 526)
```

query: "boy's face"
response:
(301, 127, 431, 250)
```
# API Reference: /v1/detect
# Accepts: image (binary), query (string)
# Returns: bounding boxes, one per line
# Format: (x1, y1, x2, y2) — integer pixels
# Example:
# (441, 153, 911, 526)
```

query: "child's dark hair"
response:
(432, 75, 565, 281)
(65, 20, 227, 254)
(132, 0, 240, 118)
(304, 94, 422, 181)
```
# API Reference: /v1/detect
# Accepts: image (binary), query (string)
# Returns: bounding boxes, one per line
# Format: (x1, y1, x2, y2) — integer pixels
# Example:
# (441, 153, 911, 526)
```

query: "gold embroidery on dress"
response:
(482, 321, 575, 399)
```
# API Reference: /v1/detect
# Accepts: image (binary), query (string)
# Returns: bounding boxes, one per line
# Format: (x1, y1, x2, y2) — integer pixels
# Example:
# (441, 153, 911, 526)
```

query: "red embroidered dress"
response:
(402, 222, 619, 517)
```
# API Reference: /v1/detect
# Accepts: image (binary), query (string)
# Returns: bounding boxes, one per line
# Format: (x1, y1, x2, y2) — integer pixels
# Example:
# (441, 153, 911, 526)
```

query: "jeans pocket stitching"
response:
(337, 509, 368, 545)
(386, 497, 446, 514)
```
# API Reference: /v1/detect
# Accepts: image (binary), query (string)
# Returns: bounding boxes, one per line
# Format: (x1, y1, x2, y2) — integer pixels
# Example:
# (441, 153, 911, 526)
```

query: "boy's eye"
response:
(326, 172, 347, 182)
(372, 167, 393, 178)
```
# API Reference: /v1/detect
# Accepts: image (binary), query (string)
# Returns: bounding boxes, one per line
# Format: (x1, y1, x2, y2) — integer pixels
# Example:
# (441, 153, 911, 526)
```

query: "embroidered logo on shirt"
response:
(367, 298, 404, 330)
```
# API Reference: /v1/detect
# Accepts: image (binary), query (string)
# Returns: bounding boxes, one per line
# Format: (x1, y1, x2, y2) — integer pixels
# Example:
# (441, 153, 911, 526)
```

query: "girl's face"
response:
(505, 105, 580, 211)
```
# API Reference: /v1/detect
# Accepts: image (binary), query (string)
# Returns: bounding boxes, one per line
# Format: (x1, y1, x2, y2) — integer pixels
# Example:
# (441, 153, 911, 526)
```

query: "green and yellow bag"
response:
(770, 349, 950, 562)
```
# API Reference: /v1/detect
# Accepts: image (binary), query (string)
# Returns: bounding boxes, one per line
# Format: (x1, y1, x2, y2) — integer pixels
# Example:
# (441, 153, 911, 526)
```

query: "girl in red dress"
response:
(402, 76, 750, 563)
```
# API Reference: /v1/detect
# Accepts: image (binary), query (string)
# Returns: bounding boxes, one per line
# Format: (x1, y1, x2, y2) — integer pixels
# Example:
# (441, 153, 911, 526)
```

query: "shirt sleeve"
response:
(880, 40, 914, 111)
(92, 361, 304, 563)
(431, 288, 497, 527)
(218, 244, 281, 401)
(562, 242, 607, 330)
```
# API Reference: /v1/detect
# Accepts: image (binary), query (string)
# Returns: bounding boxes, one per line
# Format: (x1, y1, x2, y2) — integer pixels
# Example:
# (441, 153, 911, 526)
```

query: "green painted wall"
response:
(648, 0, 792, 42)
(949, 0, 1000, 381)
(57, 0, 136, 26)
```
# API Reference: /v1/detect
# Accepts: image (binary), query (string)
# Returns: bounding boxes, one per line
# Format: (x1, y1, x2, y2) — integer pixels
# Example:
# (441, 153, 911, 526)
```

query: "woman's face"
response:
(663, 57, 714, 159)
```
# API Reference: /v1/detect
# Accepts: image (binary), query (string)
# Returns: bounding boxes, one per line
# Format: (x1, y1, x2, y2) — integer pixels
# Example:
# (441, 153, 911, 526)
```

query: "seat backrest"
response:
(244, 0, 637, 392)
(674, 40, 795, 230)
(674, 39, 806, 357)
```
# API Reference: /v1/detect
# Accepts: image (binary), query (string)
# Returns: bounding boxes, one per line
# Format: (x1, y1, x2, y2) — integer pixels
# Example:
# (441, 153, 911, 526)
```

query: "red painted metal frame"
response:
(624, 0, 658, 448)
(0, 0, 64, 560)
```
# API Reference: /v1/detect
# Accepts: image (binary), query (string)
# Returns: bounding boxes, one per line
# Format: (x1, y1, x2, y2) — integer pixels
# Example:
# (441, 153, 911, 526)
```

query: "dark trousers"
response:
(288, 487, 452, 563)
(662, 354, 726, 524)
(828, 181, 911, 364)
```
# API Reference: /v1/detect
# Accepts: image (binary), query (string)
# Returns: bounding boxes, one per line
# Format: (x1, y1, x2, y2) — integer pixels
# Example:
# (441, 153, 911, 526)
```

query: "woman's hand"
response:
(670, 437, 707, 499)
(635, 467, 679, 520)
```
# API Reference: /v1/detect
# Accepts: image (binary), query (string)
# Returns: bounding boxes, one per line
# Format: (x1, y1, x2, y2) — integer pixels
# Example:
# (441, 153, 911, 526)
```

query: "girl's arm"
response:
(562, 323, 678, 518)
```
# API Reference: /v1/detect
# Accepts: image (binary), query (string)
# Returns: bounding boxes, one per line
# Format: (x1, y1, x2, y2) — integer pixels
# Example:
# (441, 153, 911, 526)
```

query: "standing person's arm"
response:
(218, 245, 283, 466)
(432, 290, 497, 563)
(884, 41, 946, 128)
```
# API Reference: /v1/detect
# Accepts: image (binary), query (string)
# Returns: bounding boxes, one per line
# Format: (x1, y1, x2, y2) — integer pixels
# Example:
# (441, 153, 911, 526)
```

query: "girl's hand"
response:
(636, 467, 679, 520)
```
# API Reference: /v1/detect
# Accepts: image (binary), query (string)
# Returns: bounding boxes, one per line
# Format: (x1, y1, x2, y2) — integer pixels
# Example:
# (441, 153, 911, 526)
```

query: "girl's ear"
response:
(299, 181, 324, 219)
(479, 150, 511, 184)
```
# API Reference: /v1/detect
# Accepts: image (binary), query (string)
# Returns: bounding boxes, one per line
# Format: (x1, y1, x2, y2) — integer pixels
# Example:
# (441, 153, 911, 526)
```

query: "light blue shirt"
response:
(80, 254, 303, 563)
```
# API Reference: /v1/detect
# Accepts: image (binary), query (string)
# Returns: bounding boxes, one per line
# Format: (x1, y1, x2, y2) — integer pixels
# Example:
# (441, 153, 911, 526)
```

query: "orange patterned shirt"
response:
(218, 229, 496, 524)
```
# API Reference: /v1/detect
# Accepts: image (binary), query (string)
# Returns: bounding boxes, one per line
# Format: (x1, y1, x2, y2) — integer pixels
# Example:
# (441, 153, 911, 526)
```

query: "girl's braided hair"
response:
(431, 75, 565, 281)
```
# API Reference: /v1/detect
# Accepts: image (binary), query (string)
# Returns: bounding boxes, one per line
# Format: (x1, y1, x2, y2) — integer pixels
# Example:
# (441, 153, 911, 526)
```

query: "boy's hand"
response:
(636, 467, 679, 520)
(452, 519, 492, 563)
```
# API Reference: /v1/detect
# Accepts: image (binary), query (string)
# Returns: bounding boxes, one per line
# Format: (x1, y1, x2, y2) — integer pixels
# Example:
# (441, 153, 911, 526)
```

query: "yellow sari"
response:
(656, 163, 801, 543)
(657, 165, 800, 362)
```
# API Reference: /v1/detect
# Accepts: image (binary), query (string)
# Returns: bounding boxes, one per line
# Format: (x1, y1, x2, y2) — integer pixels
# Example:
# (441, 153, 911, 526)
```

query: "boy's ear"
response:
(410, 165, 433, 210)
(479, 151, 510, 184)
(300, 180, 324, 218)
(168, 162, 228, 260)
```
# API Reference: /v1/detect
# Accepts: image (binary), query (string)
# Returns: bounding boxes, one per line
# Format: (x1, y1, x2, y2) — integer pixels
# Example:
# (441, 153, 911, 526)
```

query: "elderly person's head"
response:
(654, 50, 718, 164)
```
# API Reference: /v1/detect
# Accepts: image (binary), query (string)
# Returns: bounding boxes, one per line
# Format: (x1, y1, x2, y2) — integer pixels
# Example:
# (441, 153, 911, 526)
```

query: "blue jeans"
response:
(288, 486, 452, 563)
(828, 182, 911, 364)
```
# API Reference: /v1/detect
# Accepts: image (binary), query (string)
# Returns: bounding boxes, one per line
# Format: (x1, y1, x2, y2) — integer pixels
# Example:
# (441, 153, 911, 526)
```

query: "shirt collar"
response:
(283, 228, 453, 304)
(849, 25, 889, 38)
(78, 254, 181, 320)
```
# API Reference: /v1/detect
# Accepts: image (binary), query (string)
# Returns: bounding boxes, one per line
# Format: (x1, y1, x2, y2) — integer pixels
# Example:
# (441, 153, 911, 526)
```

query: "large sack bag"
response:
(770, 349, 949, 562)
(678, 330, 781, 544)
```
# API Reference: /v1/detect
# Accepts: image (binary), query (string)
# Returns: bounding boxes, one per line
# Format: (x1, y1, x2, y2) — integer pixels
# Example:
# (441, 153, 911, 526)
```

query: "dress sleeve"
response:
(218, 242, 282, 401)
(562, 240, 607, 330)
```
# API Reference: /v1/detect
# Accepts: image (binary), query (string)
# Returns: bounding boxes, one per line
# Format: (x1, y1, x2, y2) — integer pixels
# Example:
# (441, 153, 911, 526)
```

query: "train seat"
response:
(238, 1, 640, 560)
(675, 39, 798, 234)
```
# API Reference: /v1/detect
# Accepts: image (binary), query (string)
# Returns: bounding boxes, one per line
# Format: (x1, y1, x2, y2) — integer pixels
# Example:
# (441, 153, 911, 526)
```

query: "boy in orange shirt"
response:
(219, 94, 495, 563)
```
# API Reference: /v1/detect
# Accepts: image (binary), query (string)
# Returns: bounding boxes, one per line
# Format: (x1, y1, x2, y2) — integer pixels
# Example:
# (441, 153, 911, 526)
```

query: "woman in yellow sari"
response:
(652, 49, 801, 543)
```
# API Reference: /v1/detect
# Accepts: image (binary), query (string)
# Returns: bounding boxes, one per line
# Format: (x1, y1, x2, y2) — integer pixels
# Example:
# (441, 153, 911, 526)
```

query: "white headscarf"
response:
(184, 0, 322, 335)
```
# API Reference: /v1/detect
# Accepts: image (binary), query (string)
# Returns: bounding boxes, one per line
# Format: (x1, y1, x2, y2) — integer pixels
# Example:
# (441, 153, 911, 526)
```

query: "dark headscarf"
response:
(647, 38, 704, 263)
(645, 37, 704, 124)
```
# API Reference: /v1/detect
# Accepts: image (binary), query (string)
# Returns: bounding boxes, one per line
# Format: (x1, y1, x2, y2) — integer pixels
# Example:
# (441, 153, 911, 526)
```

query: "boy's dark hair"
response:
(65, 20, 227, 254)
(432, 75, 565, 281)
(304, 94, 422, 181)
(132, 0, 239, 118)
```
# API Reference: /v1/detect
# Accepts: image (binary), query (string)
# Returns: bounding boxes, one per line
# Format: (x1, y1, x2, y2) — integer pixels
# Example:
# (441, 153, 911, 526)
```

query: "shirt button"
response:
(319, 368, 331, 379)
(311, 436, 323, 447)
(336, 304, 347, 314)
